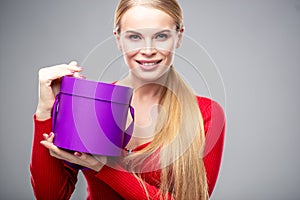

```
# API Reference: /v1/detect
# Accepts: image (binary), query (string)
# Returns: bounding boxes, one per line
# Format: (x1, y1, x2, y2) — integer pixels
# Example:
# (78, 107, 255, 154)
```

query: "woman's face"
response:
(116, 6, 183, 82)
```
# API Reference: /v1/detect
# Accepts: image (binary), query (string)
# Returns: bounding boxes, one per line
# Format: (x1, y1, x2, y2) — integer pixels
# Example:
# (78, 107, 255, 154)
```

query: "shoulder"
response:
(195, 96, 226, 140)
(196, 96, 225, 121)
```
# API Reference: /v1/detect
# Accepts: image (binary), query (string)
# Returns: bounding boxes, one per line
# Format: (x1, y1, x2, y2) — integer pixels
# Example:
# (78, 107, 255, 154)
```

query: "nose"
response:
(140, 47, 157, 56)
(140, 38, 157, 56)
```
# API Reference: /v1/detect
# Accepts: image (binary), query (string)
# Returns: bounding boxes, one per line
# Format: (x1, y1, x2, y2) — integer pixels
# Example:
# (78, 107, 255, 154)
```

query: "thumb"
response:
(69, 61, 78, 66)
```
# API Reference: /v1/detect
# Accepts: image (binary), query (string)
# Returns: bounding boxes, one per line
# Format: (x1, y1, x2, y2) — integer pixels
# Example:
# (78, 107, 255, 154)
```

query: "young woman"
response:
(30, 0, 225, 199)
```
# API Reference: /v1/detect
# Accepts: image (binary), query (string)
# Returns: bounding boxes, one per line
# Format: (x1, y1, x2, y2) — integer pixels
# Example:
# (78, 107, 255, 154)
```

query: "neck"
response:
(119, 70, 170, 102)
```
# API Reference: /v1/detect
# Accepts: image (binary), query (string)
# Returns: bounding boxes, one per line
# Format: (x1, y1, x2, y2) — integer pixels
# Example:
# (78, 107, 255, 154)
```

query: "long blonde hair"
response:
(114, 1, 208, 199)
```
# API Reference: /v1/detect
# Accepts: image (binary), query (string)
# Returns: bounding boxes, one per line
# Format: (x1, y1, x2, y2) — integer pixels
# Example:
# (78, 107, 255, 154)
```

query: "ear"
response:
(176, 27, 184, 48)
(114, 30, 122, 51)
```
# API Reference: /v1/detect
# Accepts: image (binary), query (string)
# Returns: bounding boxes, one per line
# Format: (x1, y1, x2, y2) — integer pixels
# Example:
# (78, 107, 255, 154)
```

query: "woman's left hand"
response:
(40, 132, 107, 172)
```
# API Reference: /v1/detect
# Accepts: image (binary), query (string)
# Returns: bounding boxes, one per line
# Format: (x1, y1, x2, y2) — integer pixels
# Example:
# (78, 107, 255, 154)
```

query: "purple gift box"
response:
(52, 76, 134, 156)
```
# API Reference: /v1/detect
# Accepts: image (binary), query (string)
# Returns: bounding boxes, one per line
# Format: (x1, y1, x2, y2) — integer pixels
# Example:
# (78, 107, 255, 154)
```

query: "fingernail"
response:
(48, 132, 53, 137)
(74, 152, 82, 157)
(80, 75, 86, 79)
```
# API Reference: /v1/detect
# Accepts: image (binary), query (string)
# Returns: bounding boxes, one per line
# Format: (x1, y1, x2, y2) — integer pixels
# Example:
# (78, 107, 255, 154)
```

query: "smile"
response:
(136, 59, 163, 66)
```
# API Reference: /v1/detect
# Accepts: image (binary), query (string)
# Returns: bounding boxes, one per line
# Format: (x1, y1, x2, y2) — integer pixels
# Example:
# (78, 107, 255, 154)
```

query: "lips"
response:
(136, 59, 163, 68)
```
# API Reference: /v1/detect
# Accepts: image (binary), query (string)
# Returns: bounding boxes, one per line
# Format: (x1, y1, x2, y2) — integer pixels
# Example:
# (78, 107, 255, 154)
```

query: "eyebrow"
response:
(124, 29, 172, 35)
(124, 30, 142, 35)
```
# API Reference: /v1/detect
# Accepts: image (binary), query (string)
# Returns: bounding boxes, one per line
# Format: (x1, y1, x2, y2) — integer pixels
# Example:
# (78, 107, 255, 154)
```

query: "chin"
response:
(131, 66, 170, 83)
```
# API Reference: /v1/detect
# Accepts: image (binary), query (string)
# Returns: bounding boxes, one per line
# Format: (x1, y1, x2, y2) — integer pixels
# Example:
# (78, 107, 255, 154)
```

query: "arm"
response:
(198, 97, 226, 196)
(30, 115, 79, 200)
(96, 164, 172, 200)
(30, 60, 83, 199)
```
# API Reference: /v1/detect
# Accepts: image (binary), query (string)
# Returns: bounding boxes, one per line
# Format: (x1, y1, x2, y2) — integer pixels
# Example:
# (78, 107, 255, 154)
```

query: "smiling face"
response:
(115, 6, 183, 82)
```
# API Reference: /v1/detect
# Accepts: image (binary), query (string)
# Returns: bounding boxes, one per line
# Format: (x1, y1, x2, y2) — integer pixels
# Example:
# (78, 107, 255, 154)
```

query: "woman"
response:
(30, 0, 225, 199)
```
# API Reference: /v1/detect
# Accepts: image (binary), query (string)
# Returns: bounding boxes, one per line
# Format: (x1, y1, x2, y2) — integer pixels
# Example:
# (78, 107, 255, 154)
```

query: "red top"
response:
(30, 96, 225, 200)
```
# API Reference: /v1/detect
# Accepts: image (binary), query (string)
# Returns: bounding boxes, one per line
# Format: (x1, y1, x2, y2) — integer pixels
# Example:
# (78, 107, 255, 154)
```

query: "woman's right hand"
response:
(35, 61, 83, 120)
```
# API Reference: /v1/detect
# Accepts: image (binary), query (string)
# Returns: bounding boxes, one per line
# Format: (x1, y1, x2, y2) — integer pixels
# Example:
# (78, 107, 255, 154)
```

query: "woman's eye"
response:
(129, 35, 141, 40)
(155, 33, 168, 40)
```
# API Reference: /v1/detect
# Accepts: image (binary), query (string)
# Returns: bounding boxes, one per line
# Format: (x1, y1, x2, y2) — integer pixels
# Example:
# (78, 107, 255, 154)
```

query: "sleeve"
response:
(30, 114, 79, 200)
(96, 164, 172, 200)
(199, 98, 226, 196)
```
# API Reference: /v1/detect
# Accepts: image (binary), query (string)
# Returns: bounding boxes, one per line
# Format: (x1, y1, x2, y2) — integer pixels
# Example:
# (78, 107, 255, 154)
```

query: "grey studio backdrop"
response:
(0, 0, 299, 199)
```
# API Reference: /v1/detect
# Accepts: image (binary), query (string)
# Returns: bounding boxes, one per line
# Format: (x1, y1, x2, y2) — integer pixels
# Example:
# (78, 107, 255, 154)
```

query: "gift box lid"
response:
(60, 76, 133, 105)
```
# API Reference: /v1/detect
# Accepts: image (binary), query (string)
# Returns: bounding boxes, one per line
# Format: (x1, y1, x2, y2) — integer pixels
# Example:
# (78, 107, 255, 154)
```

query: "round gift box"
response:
(52, 76, 134, 156)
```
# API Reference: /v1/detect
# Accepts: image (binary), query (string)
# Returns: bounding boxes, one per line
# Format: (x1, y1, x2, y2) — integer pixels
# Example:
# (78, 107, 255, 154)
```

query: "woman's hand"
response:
(40, 132, 107, 172)
(36, 61, 83, 120)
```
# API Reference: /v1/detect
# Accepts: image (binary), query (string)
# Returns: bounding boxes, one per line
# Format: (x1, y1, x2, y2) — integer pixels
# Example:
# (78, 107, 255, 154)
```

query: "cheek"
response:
(123, 51, 138, 68)
(160, 49, 175, 63)
(155, 43, 175, 53)
(121, 42, 138, 53)
(120, 37, 143, 53)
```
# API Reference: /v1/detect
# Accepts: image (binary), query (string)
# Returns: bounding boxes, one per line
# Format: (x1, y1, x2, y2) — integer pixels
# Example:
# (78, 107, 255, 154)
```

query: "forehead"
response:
(120, 6, 176, 32)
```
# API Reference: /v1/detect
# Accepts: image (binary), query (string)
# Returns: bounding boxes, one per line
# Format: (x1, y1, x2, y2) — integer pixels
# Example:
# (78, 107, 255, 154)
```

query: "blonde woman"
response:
(30, 0, 225, 199)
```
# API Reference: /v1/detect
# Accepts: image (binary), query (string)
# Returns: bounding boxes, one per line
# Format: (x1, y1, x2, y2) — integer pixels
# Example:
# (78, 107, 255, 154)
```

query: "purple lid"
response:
(60, 76, 133, 105)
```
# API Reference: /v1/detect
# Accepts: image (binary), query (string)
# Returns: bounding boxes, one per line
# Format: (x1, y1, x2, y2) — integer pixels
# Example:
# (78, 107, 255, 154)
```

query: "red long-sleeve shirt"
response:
(30, 96, 225, 200)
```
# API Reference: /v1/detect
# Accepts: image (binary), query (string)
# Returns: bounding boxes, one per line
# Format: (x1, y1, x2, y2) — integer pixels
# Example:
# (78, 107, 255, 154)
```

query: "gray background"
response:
(1, 0, 300, 199)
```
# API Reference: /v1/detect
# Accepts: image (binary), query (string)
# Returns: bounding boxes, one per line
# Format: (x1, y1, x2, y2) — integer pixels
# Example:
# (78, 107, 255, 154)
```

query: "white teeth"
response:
(142, 62, 156, 66)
